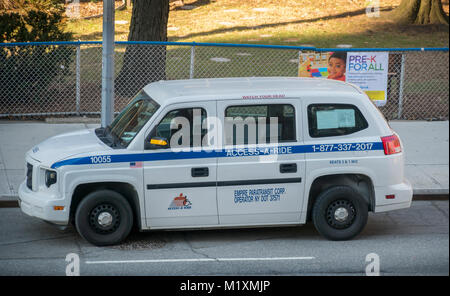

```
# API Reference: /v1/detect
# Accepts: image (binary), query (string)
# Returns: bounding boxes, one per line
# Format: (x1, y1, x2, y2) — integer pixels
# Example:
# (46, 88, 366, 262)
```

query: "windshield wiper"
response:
(107, 126, 124, 149)
(95, 127, 112, 147)
(95, 126, 122, 148)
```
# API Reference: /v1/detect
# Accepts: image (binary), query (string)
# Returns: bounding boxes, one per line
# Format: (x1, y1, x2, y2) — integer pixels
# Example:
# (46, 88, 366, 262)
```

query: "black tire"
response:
(75, 190, 133, 246)
(312, 186, 368, 241)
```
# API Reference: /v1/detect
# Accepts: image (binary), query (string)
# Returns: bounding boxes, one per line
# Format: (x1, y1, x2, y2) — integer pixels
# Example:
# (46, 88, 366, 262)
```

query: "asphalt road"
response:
(0, 200, 448, 276)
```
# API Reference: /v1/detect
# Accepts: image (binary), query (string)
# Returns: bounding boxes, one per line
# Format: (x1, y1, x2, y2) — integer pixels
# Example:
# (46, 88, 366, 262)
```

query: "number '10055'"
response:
(90, 156, 111, 164)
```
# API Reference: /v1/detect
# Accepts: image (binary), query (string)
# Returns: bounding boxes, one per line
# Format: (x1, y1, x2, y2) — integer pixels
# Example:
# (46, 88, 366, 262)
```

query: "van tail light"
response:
(381, 134, 402, 155)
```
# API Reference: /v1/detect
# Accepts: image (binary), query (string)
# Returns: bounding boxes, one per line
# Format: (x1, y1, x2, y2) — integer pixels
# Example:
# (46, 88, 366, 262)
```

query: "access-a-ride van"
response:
(19, 77, 413, 246)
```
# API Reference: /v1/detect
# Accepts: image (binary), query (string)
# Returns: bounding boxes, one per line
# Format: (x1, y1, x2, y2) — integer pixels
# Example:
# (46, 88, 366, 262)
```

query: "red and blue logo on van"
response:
(168, 193, 192, 210)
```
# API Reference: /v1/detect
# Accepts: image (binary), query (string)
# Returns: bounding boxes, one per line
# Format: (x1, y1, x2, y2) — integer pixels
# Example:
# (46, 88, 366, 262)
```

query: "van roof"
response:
(143, 77, 362, 104)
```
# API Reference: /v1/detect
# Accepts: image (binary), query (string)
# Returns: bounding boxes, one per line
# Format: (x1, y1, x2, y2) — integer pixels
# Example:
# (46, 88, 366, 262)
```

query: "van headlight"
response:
(45, 170, 57, 187)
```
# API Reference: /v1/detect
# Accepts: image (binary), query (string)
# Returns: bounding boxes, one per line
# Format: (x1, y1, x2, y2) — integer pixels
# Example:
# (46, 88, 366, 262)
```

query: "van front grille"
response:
(26, 163, 33, 190)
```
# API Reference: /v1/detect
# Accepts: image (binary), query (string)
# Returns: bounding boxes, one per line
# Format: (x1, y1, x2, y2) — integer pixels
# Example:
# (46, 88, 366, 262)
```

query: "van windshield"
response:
(107, 90, 159, 148)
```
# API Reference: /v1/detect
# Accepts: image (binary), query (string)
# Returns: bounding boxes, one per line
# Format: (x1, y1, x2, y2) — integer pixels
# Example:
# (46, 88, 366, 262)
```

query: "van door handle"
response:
(191, 167, 209, 177)
(280, 163, 297, 173)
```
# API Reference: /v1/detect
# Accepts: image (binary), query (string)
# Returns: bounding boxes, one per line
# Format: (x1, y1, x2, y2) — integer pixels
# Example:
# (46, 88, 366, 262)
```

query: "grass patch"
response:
(66, 0, 449, 48)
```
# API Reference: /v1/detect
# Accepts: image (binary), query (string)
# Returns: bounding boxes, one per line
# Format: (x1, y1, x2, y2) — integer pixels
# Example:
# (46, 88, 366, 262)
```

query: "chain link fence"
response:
(0, 41, 448, 120)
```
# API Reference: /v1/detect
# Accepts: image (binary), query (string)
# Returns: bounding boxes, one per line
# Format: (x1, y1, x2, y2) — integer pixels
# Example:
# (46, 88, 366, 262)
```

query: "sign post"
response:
(101, 0, 115, 127)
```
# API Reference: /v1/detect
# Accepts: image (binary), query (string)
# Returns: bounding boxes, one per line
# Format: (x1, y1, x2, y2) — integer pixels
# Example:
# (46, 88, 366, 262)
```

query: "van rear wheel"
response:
(312, 186, 368, 241)
(75, 190, 133, 246)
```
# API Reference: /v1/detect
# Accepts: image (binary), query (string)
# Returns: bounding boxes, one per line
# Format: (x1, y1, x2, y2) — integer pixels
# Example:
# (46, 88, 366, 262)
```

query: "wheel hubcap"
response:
(334, 207, 349, 222)
(89, 203, 120, 234)
(326, 200, 356, 229)
(97, 212, 113, 227)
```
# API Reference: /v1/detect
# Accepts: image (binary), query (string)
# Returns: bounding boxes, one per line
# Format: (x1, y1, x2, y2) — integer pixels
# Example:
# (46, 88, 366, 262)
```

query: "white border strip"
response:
(85, 257, 315, 264)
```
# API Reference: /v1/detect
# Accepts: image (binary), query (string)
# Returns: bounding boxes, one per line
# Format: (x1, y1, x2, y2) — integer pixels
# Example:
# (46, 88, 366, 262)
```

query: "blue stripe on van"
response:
(51, 142, 384, 169)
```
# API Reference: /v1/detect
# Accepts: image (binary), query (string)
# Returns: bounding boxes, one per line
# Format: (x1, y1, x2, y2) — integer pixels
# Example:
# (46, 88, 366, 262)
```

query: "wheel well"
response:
(70, 182, 141, 229)
(306, 174, 375, 221)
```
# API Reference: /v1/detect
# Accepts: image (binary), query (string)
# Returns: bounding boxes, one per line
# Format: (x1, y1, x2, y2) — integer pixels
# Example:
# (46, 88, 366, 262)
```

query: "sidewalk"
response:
(0, 120, 448, 202)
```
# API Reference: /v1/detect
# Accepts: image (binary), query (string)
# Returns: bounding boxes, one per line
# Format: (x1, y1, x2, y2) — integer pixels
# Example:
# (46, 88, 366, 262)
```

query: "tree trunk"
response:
(390, 0, 449, 25)
(116, 0, 169, 97)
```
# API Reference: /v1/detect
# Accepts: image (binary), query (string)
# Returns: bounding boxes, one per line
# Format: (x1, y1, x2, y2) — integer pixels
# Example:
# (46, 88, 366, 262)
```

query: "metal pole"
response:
(101, 0, 115, 127)
(76, 42, 81, 114)
(297, 50, 302, 77)
(190, 45, 195, 79)
(397, 54, 406, 119)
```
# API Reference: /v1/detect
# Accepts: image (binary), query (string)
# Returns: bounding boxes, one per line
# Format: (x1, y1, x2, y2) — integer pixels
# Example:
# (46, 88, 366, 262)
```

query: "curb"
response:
(411, 194, 449, 201)
(1, 194, 448, 208)
(0, 200, 19, 208)
(413, 189, 449, 195)
(45, 117, 100, 124)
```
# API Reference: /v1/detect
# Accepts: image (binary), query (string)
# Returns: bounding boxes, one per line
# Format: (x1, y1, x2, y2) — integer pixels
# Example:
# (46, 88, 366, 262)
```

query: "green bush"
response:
(0, 0, 74, 106)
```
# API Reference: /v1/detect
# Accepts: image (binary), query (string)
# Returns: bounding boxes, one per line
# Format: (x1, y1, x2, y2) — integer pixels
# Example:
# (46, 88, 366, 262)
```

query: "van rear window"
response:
(308, 104, 368, 138)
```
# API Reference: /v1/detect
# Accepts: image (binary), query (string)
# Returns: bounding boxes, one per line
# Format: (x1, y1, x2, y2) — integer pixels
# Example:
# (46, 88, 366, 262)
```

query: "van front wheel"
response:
(75, 190, 133, 246)
(312, 186, 368, 241)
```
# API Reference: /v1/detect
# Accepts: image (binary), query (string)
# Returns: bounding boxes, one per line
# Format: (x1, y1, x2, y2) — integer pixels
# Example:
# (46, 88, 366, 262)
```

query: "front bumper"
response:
(18, 181, 69, 225)
(374, 179, 413, 213)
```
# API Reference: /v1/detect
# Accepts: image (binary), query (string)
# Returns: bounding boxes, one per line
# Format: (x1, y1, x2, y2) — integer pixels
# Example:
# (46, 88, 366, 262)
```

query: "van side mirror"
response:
(145, 137, 169, 149)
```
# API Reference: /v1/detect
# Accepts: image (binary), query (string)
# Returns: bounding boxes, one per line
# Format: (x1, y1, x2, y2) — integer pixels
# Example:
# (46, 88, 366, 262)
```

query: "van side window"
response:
(308, 104, 368, 138)
(148, 108, 207, 149)
(224, 104, 296, 145)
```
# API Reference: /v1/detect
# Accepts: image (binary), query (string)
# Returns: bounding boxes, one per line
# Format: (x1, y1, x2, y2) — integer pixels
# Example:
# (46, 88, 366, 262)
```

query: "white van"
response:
(18, 77, 413, 246)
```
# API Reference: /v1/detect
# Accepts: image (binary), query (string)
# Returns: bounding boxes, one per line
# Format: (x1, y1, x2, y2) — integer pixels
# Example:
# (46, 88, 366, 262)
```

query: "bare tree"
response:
(116, 0, 170, 97)
(390, 0, 449, 25)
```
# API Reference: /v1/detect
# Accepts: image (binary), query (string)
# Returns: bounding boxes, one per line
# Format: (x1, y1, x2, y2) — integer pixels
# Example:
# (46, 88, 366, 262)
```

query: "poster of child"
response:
(298, 50, 389, 107)
(327, 52, 347, 81)
(298, 51, 347, 82)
